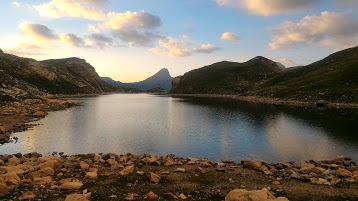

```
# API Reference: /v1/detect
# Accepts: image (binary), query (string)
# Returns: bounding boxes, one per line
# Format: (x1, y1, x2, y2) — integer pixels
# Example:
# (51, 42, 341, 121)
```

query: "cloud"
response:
(216, 0, 322, 16)
(86, 33, 116, 48)
(92, 10, 163, 47)
(20, 22, 58, 42)
(221, 32, 239, 41)
(279, 57, 297, 67)
(34, 0, 107, 21)
(150, 36, 192, 58)
(194, 44, 220, 53)
(336, 0, 358, 8)
(150, 36, 219, 58)
(60, 33, 87, 47)
(269, 11, 358, 50)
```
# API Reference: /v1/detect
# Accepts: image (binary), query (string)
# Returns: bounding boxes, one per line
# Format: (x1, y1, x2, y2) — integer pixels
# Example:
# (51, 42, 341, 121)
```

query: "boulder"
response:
(0, 126, 6, 134)
(85, 171, 97, 179)
(150, 173, 161, 183)
(19, 191, 36, 200)
(79, 161, 90, 170)
(316, 100, 328, 107)
(225, 188, 289, 201)
(7, 157, 20, 166)
(65, 193, 91, 201)
(146, 191, 159, 200)
(0, 173, 21, 195)
(119, 165, 134, 175)
(32, 111, 46, 117)
(175, 168, 186, 172)
(33, 176, 53, 185)
(60, 181, 83, 190)
(299, 163, 320, 174)
(337, 168, 353, 178)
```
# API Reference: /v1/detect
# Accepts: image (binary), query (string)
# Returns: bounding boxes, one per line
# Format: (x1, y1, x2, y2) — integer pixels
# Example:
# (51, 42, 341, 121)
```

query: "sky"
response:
(0, 0, 358, 82)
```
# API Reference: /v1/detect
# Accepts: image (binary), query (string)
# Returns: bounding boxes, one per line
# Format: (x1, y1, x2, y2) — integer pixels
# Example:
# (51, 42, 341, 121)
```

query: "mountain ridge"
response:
(101, 68, 173, 91)
(171, 46, 358, 104)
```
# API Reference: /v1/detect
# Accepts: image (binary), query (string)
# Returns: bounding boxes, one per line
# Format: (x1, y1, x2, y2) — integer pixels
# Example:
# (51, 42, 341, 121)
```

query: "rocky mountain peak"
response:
(0, 48, 4, 54)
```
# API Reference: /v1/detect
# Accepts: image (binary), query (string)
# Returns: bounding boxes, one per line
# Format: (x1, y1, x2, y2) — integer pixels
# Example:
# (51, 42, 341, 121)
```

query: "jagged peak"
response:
(0, 48, 4, 54)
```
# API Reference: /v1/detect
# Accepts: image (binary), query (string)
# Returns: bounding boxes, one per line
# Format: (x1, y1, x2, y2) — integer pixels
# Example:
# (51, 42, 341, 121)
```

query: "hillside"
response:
(0, 49, 114, 103)
(257, 46, 358, 103)
(171, 46, 358, 103)
(102, 68, 173, 91)
(171, 56, 284, 94)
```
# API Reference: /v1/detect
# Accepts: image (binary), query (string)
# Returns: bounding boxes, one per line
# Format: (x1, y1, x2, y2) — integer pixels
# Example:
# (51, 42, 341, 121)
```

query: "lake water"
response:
(1, 94, 357, 163)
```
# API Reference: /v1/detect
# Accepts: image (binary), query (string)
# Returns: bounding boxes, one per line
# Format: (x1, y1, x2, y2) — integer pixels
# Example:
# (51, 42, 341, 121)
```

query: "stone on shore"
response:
(119, 165, 135, 175)
(65, 193, 91, 201)
(150, 173, 161, 183)
(337, 168, 353, 177)
(80, 161, 90, 170)
(225, 188, 289, 201)
(85, 171, 97, 179)
(19, 191, 36, 200)
(146, 191, 159, 199)
(175, 168, 186, 172)
(60, 181, 83, 190)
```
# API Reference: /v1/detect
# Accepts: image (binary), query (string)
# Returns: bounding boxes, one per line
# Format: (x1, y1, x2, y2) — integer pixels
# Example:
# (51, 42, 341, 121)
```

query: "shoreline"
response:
(0, 99, 80, 144)
(169, 94, 358, 109)
(0, 152, 357, 200)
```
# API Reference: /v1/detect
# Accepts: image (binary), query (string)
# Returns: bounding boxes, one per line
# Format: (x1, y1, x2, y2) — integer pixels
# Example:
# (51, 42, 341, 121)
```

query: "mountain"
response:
(102, 68, 173, 91)
(256, 46, 358, 103)
(171, 56, 284, 94)
(171, 46, 358, 103)
(0, 49, 114, 102)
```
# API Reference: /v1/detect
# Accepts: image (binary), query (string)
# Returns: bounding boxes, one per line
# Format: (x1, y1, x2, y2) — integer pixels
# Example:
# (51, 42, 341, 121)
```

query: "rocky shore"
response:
(0, 99, 79, 144)
(170, 94, 358, 109)
(0, 153, 357, 200)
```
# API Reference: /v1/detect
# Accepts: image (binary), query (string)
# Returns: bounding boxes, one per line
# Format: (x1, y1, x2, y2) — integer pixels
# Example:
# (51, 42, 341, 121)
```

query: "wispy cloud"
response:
(216, 0, 322, 16)
(221, 32, 240, 41)
(20, 22, 59, 42)
(98, 11, 163, 47)
(269, 11, 358, 50)
(60, 33, 87, 47)
(150, 36, 219, 58)
(34, 0, 107, 21)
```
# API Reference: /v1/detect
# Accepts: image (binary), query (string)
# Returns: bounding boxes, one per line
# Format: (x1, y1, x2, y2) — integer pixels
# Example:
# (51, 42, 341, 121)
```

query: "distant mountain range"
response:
(101, 68, 173, 91)
(0, 49, 114, 102)
(171, 46, 358, 103)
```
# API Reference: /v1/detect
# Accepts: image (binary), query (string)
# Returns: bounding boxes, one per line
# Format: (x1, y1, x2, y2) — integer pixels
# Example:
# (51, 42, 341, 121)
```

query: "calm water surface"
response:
(1, 94, 357, 163)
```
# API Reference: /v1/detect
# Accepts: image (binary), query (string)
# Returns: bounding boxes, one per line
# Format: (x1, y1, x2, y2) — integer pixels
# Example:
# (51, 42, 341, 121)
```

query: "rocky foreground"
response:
(0, 153, 357, 200)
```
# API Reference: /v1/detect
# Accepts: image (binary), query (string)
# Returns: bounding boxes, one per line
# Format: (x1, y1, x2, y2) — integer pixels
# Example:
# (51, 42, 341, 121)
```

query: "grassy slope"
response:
(172, 57, 283, 94)
(172, 46, 358, 103)
(258, 46, 358, 103)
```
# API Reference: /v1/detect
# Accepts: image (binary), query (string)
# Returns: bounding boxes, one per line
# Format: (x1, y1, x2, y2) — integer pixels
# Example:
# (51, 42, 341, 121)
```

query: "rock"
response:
(7, 157, 20, 166)
(146, 191, 158, 199)
(19, 191, 36, 200)
(242, 160, 267, 172)
(27, 167, 55, 179)
(225, 188, 289, 201)
(353, 170, 358, 176)
(196, 167, 206, 174)
(179, 193, 187, 200)
(136, 171, 145, 176)
(33, 176, 53, 185)
(337, 168, 353, 178)
(0, 126, 5, 134)
(299, 163, 320, 174)
(150, 173, 161, 183)
(310, 178, 330, 185)
(161, 171, 170, 175)
(0, 183, 10, 195)
(200, 161, 213, 168)
(330, 177, 342, 185)
(316, 100, 328, 107)
(65, 193, 91, 201)
(175, 168, 186, 172)
(272, 181, 280, 185)
(222, 159, 235, 164)
(332, 156, 345, 163)
(125, 193, 139, 200)
(119, 165, 135, 175)
(80, 161, 90, 170)
(36, 157, 62, 171)
(32, 111, 46, 117)
(60, 181, 83, 190)
(0, 173, 21, 186)
(0, 165, 27, 175)
(85, 171, 97, 179)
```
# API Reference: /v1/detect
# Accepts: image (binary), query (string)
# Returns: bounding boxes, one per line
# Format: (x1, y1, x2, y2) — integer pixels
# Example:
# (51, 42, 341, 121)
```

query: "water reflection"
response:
(1, 94, 357, 163)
